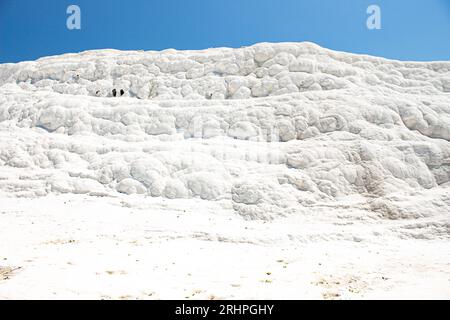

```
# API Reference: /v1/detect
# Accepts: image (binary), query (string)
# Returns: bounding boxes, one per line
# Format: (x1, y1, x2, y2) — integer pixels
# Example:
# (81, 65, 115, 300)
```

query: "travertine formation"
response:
(0, 42, 449, 225)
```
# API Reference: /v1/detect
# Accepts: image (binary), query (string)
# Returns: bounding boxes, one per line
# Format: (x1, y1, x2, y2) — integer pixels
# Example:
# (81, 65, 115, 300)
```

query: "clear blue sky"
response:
(1, 0, 449, 63)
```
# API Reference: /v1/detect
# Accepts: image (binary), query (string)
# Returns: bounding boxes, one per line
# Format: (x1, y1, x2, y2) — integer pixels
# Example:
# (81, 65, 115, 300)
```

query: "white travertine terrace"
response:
(0, 42, 449, 221)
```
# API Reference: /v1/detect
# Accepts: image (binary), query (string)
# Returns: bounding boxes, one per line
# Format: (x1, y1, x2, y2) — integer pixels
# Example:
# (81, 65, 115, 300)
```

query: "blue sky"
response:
(0, 0, 449, 63)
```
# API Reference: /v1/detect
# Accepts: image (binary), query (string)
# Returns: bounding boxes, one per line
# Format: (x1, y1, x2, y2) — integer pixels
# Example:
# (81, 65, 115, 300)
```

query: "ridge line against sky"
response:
(0, 0, 450, 63)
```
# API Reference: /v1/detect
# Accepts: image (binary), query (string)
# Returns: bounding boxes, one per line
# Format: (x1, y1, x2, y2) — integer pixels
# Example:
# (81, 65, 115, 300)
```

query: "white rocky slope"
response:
(0, 42, 449, 299)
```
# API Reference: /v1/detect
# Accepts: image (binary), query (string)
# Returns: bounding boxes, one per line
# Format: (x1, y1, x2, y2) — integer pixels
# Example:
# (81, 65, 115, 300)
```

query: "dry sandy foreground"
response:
(0, 194, 449, 300)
